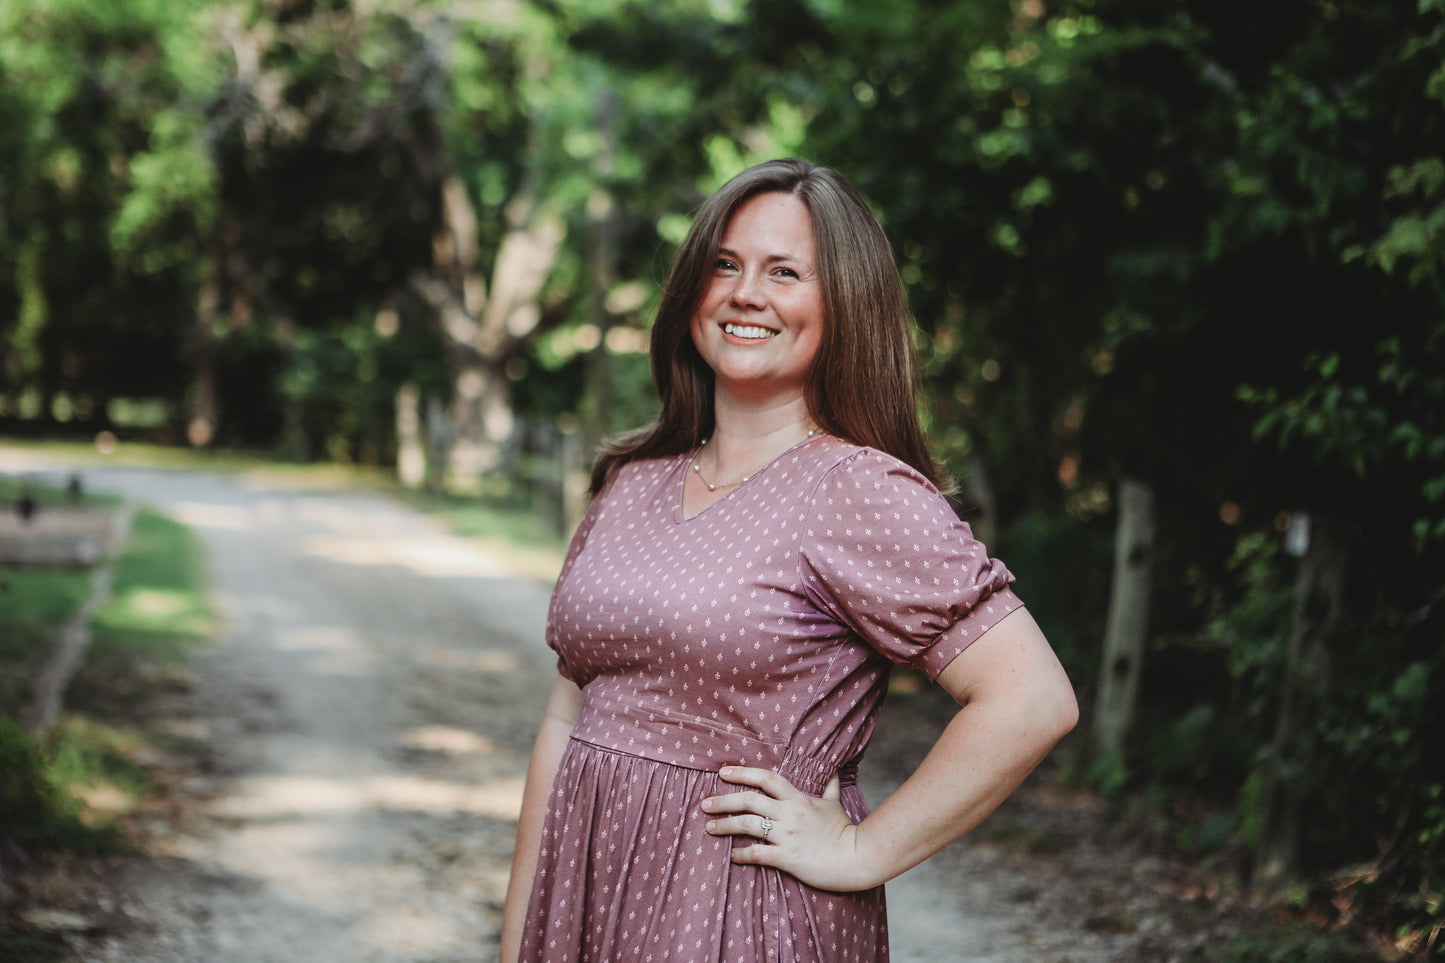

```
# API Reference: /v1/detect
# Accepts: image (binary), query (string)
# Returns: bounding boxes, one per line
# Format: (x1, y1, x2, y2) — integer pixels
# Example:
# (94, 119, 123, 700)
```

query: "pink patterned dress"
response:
(520, 435, 1022, 962)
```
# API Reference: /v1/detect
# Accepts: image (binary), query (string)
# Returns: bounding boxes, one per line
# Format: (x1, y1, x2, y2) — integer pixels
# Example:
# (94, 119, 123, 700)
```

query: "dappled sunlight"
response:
(214, 772, 525, 821)
(298, 534, 512, 578)
(273, 624, 366, 654)
(369, 774, 525, 818)
(269, 624, 377, 676)
(403, 724, 496, 755)
(414, 645, 520, 674)
(165, 502, 253, 531)
(112, 588, 190, 619)
(215, 776, 369, 818)
(355, 906, 481, 957)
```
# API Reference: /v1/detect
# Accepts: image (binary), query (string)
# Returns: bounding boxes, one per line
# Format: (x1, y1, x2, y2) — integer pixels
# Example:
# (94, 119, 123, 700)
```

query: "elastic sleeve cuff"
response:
(913, 587, 1026, 680)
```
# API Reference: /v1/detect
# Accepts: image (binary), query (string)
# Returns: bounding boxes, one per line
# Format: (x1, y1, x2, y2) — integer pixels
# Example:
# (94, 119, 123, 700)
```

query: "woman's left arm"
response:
(701, 607, 1078, 891)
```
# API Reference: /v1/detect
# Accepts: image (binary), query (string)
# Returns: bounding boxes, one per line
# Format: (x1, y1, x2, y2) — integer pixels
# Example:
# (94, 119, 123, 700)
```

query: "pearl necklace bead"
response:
(691, 428, 817, 492)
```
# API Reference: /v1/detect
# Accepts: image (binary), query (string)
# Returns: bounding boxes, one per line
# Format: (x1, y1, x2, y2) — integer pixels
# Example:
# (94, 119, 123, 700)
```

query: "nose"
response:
(728, 270, 766, 309)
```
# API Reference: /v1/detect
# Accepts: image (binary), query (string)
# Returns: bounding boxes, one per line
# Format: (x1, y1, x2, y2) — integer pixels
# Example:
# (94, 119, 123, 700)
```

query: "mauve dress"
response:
(520, 434, 1023, 962)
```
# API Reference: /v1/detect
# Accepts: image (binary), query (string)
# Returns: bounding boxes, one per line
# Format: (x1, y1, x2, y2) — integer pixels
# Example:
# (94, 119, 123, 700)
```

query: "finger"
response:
(700, 789, 772, 815)
(730, 839, 783, 868)
(718, 765, 797, 798)
(703, 813, 773, 839)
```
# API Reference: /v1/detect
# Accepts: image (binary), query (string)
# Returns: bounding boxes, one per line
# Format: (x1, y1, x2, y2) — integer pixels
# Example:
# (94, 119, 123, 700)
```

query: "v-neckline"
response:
(675, 433, 825, 524)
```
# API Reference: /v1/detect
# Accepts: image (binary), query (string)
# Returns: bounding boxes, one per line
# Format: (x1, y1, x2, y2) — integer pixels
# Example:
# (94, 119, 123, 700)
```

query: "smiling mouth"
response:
(723, 322, 777, 339)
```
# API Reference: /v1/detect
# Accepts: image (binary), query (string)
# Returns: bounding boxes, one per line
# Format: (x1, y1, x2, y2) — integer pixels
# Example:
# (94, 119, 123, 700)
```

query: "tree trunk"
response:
(187, 252, 221, 448)
(1093, 477, 1156, 756)
(1253, 513, 1347, 893)
(448, 355, 514, 478)
(395, 382, 425, 488)
(415, 169, 565, 487)
(424, 395, 451, 494)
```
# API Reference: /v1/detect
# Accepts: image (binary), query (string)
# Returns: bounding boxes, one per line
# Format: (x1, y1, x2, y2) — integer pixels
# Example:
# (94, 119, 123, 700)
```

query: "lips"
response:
(722, 322, 777, 339)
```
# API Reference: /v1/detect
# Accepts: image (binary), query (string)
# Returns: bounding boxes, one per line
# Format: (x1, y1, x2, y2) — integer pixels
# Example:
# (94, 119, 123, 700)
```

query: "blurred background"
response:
(1, 0, 1441, 955)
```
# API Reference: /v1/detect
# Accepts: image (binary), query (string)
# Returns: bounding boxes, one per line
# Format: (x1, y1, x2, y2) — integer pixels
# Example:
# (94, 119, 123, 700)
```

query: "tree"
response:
(0, 0, 217, 431)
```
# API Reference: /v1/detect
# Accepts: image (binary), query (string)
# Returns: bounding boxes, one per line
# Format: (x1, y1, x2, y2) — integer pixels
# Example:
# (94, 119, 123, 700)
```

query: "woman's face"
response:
(689, 191, 825, 406)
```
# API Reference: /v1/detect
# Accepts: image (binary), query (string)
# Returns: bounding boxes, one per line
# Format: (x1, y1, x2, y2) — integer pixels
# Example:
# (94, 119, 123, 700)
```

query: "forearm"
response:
(500, 678, 581, 962)
(852, 610, 1078, 887)
(852, 681, 1075, 885)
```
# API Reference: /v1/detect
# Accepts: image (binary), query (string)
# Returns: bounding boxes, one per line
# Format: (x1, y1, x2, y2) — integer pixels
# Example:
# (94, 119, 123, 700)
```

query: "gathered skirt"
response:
(520, 740, 889, 962)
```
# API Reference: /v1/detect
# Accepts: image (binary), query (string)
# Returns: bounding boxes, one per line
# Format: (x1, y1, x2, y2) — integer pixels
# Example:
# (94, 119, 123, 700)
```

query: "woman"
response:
(501, 158, 1078, 962)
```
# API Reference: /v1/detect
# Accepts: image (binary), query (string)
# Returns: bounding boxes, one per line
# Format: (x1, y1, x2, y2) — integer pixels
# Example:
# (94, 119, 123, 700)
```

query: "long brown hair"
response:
(590, 158, 943, 494)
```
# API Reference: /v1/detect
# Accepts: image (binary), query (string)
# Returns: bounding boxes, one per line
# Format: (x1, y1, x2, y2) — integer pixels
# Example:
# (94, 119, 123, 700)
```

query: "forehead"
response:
(721, 191, 816, 259)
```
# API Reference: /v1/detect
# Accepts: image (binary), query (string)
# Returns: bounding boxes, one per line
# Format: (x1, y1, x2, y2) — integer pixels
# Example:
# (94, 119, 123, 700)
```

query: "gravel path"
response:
(2, 450, 1163, 962)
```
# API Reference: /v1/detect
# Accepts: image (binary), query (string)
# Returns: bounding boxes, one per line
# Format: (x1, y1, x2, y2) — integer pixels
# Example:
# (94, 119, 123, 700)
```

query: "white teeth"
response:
(724, 323, 776, 339)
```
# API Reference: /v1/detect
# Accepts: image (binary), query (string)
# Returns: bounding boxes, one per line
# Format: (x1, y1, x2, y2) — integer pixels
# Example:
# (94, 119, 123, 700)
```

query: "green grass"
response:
(1, 504, 214, 865)
(0, 474, 104, 718)
(88, 507, 213, 664)
(0, 720, 121, 854)
(0, 570, 93, 717)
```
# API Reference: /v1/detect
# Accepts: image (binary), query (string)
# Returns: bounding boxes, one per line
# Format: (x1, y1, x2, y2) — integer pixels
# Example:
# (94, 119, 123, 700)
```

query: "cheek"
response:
(689, 312, 708, 354)
(800, 329, 825, 371)
(798, 301, 826, 362)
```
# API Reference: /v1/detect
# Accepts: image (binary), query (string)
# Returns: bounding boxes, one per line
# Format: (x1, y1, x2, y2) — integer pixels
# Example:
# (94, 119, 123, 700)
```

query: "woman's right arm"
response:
(499, 674, 583, 963)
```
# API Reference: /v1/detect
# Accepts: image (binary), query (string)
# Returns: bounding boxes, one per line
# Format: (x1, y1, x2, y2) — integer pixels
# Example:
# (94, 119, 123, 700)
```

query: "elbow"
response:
(1029, 674, 1079, 748)
(1053, 686, 1080, 742)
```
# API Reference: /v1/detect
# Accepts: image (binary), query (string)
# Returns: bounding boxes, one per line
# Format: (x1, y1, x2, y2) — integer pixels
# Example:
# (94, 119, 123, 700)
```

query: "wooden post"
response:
(1093, 477, 1156, 757)
(395, 383, 425, 489)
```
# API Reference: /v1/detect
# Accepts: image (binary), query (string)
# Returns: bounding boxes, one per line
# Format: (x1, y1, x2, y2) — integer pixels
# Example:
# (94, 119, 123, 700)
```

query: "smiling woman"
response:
(501, 159, 1078, 963)
(687, 192, 824, 413)
(587, 158, 944, 499)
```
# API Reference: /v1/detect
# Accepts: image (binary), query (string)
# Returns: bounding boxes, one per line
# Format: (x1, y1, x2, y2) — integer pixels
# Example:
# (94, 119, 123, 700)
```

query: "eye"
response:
(715, 258, 738, 272)
(774, 267, 799, 279)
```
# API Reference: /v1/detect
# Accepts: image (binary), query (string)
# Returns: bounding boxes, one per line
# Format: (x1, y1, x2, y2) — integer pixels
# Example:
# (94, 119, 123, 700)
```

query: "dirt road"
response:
(4, 452, 1165, 962)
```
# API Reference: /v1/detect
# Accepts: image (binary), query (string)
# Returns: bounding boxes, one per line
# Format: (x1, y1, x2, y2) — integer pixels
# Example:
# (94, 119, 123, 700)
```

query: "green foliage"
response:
(0, 720, 121, 855)
(996, 509, 1112, 679)
(0, 928, 68, 963)
(0, 0, 220, 420)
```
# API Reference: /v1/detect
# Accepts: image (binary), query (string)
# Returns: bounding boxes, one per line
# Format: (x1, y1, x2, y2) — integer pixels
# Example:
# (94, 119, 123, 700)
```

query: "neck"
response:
(708, 394, 813, 456)
(696, 394, 817, 488)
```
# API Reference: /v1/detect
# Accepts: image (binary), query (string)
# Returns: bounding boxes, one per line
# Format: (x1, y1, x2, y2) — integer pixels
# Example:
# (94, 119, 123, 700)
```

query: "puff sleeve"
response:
(800, 449, 1024, 680)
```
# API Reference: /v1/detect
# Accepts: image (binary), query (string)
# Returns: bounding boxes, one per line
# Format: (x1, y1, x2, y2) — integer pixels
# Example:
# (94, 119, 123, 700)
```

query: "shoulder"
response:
(809, 438, 945, 506)
(602, 450, 687, 492)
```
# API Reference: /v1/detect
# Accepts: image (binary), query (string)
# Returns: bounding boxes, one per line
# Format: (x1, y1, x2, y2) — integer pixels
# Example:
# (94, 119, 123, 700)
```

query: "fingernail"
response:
(705, 821, 717, 833)
(701, 799, 712, 812)
(720, 767, 733, 776)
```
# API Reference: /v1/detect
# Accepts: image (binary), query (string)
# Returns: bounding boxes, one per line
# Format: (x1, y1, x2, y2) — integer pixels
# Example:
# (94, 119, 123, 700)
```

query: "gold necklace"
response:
(691, 428, 818, 492)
